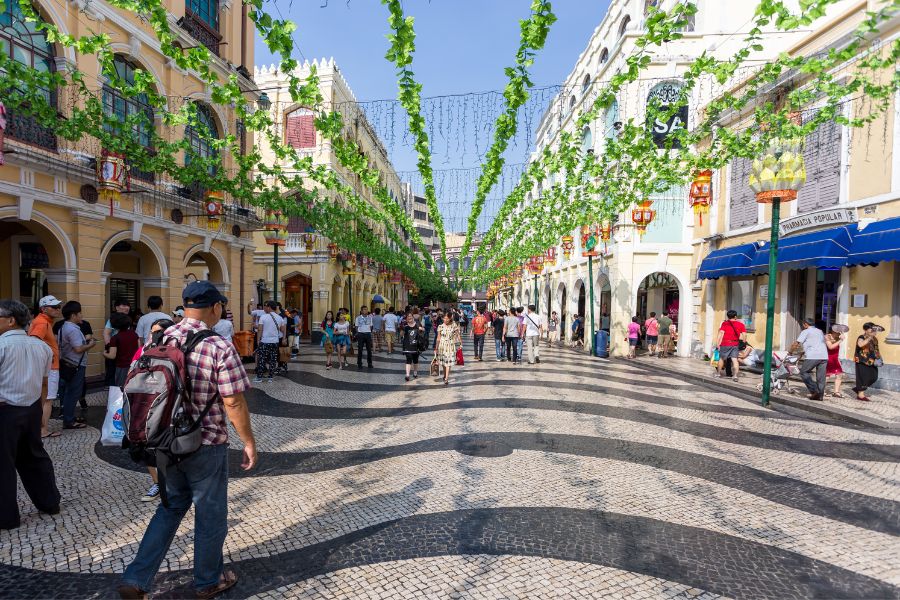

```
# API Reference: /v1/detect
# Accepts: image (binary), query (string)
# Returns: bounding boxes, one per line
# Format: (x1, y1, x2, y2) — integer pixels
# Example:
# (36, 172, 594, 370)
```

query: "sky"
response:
(254, 0, 611, 230)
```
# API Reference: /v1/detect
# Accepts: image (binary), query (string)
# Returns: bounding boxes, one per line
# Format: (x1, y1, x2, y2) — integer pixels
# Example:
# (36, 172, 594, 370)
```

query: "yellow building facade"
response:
(0, 0, 261, 377)
(252, 59, 410, 338)
(692, 1, 900, 390)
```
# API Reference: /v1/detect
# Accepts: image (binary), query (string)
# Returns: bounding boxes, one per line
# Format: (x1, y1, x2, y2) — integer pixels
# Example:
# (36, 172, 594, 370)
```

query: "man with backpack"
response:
(119, 281, 255, 600)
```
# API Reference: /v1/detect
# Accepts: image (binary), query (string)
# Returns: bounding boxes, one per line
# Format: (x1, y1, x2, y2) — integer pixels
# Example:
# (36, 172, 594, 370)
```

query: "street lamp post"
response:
(581, 225, 600, 354)
(749, 125, 806, 406)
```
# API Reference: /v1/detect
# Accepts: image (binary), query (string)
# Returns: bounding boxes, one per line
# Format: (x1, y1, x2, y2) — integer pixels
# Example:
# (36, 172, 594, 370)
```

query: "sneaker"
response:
(267, 378, 273, 383)
(413, 372, 418, 379)
(141, 484, 160, 502)
(535, 357, 541, 363)
(253, 377, 263, 384)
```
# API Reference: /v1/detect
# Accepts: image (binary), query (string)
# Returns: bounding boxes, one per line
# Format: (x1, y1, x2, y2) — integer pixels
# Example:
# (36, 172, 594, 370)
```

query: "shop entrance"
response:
(637, 272, 680, 327)
(815, 270, 840, 332)
(283, 273, 312, 335)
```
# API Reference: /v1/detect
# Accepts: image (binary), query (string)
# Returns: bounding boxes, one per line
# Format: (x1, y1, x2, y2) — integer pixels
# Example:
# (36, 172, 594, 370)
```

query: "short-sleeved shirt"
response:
(627, 322, 641, 339)
(657, 316, 673, 335)
(548, 317, 558, 332)
(109, 330, 139, 369)
(644, 318, 659, 337)
(472, 315, 488, 335)
(258, 312, 284, 343)
(492, 317, 505, 338)
(355, 314, 373, 333)
(59, 321, 88, 365)
(523, 313, 542, 337)
(504, 316, 521, 338)
(163, 318, 250, 445)
(212, 318, 235, 342)
(136, 311, 171, 342)
(383, 313, 399, 333)
(0, 330, 52, 406)
(797, 326, 828, 360)
(719, 320, 746, 347)
(372, 314, 384, 331)
(28, 313, 59, 370)
(251, 309, 266, 325)
(333, 321, 351, 336)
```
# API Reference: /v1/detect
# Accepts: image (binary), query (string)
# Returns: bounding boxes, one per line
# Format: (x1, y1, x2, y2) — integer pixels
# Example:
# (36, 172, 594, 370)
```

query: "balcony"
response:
(285, 233, 324, 254)
(178, 8, 222, 56)
(7, 109, 57, 151)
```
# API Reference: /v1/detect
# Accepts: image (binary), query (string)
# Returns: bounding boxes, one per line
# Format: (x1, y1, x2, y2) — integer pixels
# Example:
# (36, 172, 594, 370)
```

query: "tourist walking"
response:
(0, 299, 60, 531)
(503, 309, 521, 364)
(134, 296, 170, 346)
(472, 308, 488, 361)
(657, 312, 674, 358)
(211, 303, 235, 344)
(492, 310, 506, 361)
(28, 295, 62, 439)
(435, 312, 462, 385)
(715, 310, 746, 380)
(825, 326, 846, 398)
(852, 322, 883, 402)
(383, 306, 398, 354)
(103, 313, 139, 388)
(795, 318, 828, 401)
(333, 312, 351, 369)
(372, 308, 384, 353)
(515, 307, 526, 363)
(118, 281, 256, 600)
(355, 306, 374, 369)
(103, 298, 131, 385)
(321, 313, 336, 370)
(400, 312, 425, 381)
(627, 317, 640, 359)
(523, 305, 543, 364)
(547, 311, 560, 348)
(644, 312, 659, 357)
(570, 315, 583, 348)
(253, 301, 284, 383)
(57, 301, 96, 430)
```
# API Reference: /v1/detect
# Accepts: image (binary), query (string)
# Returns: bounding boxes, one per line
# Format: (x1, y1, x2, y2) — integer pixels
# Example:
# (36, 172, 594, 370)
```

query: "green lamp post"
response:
(749, 125, 806, 407)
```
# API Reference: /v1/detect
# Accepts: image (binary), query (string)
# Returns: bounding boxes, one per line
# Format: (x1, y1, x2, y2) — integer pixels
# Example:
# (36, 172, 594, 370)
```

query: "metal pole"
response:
(273, 244, 279, 304)
(761, 197, 780, 407)
(588, 255, 596, 355)
(348, 274, 353, 317)
(534, 274, 539, 311)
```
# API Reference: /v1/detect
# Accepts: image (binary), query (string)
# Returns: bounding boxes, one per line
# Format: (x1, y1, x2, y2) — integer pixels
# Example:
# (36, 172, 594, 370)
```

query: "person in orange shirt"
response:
(28, 295, 62, 439)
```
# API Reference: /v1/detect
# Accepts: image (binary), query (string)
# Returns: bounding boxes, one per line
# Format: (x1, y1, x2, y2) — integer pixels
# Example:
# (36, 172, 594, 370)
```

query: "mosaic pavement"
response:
(2, 340, 900, 599)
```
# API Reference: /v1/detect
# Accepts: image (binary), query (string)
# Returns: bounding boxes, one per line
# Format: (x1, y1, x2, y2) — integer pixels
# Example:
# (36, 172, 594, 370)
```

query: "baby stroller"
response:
(756, 351, 801, 396)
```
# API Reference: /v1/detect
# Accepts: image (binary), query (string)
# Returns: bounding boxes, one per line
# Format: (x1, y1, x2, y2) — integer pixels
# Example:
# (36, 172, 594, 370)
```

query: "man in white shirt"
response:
(796, 318, 828, 401)
(212, 315, 234, 343)
(0, 299, 60, 530)
(135, 296, 171, 345)
(523, 305, 544, 365)
(355, 306, 374, 369)
(383, 307, 398, 354)
(253, 301, 284, 383)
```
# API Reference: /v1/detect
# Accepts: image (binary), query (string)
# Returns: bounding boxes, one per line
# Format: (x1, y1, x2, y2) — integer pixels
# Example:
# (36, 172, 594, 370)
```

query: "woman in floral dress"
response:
(853, 322, 883, 402)
(435, 312, 462, 385)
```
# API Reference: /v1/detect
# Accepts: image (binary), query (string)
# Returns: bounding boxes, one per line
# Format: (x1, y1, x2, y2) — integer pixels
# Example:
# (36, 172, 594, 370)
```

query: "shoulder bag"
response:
(727, 321, 747, 351)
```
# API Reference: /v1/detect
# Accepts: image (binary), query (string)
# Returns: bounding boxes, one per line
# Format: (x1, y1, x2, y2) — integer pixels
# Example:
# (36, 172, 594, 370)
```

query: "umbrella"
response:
(372, 294, 386, 304)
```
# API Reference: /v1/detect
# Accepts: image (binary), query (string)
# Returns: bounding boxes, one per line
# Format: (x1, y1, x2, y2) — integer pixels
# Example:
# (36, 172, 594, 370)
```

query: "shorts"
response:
(335, 335, 351, 347)
(385, 331, 396, 345)
(658, 334, 671, 347)
(47, 369, 59, 400)
(646, 335, 658, 345)
(628, 337, 639, 347)
(114, 366, 130, 388)
(719, 345, 739, 360)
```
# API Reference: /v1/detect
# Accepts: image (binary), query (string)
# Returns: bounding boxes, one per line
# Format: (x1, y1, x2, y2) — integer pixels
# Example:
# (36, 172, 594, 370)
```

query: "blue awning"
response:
(697, 243, 759, 280)
(847, 216, 900, 266)
(750, 224, 857, 274)
(372, 294, 386, 303)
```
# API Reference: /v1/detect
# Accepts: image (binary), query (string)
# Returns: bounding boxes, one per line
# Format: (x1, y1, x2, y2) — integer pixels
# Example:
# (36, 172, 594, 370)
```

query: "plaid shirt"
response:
(164, 318, 250, 445)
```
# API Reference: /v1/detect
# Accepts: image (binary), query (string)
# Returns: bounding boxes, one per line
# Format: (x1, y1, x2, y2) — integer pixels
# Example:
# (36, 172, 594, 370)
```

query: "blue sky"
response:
(255, 0, 611, 229)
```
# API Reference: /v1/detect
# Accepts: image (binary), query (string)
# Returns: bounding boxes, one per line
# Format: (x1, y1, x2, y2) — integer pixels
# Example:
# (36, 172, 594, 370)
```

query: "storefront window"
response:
(728, 278, 755, 331)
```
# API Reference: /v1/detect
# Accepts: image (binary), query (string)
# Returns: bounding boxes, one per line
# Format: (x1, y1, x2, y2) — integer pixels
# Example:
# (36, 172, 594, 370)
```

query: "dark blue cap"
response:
(182, 281, 227, 308)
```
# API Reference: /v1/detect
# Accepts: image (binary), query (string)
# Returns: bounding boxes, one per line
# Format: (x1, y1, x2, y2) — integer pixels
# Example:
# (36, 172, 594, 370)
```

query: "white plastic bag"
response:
(100, 386, 125, 447)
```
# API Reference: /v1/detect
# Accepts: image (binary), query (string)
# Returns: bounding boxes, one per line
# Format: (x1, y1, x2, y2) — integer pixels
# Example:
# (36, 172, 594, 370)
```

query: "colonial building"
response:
(434, 233, 487, 308)
(252, 59, 410, 336)
(693, 0, 900, 390)
(0, 0, 260, 378)
(513, 0, 852, 356)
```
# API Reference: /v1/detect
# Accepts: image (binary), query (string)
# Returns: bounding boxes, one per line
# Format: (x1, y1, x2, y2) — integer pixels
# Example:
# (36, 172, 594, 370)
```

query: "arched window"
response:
(285, 107, 316, 149)
(618, 15, 631, 38)
(603, 99, 619, 140)
(581, 127, 593, 154)
(449, 257, 459, 273)
(103, 55, 155, 181)
(581, 74, 591, 95)
(187, 0, 218, 30)
(185, 103, 220, 198)
(568, 95, 576, 115)
(599, 48, 609, 65)
(0, 1, 56, 149)
(536, 181, 543, 198)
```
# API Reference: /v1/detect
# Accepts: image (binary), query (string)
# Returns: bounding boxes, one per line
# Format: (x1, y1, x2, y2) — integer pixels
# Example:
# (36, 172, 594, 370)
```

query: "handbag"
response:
(456, 347, 464, 366)
(727, 321, 747, 351)
(58, 325, 86, 381)
(430, 357, 440, 376)
(278, 345, 292, 362)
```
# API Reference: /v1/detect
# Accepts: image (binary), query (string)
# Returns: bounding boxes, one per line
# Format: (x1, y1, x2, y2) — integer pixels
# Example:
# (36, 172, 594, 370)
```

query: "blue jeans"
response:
(122, 444, 229, 592)
(494, 338, 505, 359)
(60, 366, 85, 426)
(473, 334, 485, 359)
(517, 337, 524, 361)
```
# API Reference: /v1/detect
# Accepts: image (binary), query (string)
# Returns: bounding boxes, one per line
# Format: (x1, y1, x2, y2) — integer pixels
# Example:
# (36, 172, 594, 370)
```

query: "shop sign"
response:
(759, 284, 768, 298)
(779, 208, 857, 237)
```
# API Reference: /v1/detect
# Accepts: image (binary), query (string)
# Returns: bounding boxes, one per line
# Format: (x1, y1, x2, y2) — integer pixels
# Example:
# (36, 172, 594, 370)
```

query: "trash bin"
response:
(595, 330, 609, 358)
(233, 330, 254, 358)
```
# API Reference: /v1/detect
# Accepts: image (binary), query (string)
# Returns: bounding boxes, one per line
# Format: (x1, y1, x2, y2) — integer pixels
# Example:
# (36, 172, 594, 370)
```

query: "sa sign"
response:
(648, 82, 688, 149)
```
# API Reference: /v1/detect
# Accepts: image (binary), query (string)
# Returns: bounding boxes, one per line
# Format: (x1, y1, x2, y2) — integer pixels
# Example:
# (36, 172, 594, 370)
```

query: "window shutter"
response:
(798, 116, 841, 212)
(729, 157, 758, 229)
(285, 110, 316, 149)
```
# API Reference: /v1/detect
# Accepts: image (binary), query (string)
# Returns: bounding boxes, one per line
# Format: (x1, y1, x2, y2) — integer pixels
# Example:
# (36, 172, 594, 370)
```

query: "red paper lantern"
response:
(632, 200, 656, 237)
(689, 169, 713, 225)
(544, 247, 557, 266)
(561, 235, 575, 260)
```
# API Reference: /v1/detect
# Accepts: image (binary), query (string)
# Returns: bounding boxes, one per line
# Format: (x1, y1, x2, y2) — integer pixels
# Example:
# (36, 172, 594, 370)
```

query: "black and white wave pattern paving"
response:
(3, 341, 899, 599)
